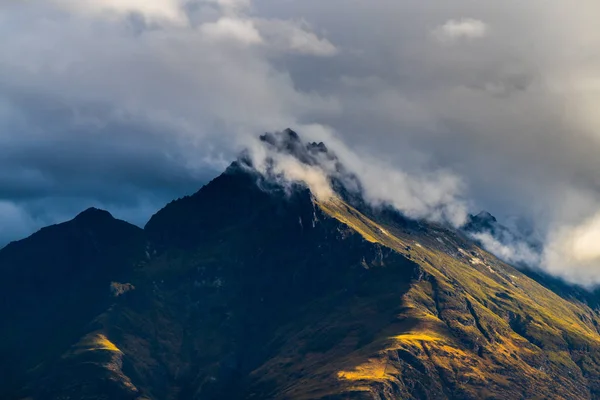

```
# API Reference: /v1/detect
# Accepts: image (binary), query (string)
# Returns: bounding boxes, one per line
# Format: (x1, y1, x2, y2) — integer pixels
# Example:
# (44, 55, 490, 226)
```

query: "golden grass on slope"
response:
(316, 198, 413, 257)
(71, 333, 122, 354)
(316, 198, 382, 244)
(90, 335, 121, 352)
(337, 358, 397, 382)
(392, 332, 442, 343)
(337, 327, 484, 388)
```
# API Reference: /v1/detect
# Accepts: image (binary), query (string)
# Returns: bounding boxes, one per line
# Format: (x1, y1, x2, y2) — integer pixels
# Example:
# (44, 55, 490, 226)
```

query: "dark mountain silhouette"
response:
(0, 208, 145, 398)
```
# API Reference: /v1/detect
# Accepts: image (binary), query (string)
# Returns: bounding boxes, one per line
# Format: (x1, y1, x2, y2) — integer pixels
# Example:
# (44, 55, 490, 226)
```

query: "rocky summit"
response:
(3, 131, 600, 400)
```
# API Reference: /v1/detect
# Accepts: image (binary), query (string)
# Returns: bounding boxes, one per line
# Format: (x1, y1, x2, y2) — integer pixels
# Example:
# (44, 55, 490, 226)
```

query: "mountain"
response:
(0, 208, 145, 399)
(3, 130, 600, 399)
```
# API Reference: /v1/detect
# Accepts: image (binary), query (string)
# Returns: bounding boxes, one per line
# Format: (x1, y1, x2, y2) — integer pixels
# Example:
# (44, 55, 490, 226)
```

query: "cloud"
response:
(48, 0, 189, 24)
(471, 232, 541, 267)
(265, 154, 335, 200)
(433, 18, 488, 42)
(244, 131, 336, 200)
(256, 19, 338, 56)
(543, 212, 600, 288)
(211, 0, 251, 13)
(201, 17, 263, 44)
(297, 126, 468, 227)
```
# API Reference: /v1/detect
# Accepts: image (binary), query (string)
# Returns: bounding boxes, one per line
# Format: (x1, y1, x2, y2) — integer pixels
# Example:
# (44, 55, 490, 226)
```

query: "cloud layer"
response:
(3, 0, 600, 286)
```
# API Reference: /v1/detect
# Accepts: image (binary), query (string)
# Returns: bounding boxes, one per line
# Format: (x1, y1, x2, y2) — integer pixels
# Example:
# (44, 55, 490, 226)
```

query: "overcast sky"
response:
(3, 0, 600, 285)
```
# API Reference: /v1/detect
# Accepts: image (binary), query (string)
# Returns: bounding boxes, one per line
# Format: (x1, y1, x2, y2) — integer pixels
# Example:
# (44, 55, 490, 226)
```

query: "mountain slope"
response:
(312, 198, 600, 399)
(4, 132, 600, 399)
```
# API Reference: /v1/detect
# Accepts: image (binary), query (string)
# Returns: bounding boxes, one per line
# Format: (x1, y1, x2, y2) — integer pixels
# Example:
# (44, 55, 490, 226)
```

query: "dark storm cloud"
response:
(0, 84, 219, 245)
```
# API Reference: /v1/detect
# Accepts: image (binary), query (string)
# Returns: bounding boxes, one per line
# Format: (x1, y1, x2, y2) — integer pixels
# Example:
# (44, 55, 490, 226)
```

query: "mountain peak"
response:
(259, 128, 336, 166)
(463, 210, 500, 236)
(474, 210, 497, 223)
(260, 127, 300, 145)
(74, 207, 114, 223)
(259, 128, 310, 163)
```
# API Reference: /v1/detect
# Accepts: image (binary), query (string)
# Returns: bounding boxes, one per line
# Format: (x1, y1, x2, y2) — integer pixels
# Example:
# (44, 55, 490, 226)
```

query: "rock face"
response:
(3, 131, 600, 399)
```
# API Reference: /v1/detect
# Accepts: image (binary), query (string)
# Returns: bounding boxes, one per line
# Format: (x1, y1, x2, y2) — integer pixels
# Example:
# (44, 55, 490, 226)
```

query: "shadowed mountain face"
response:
(3, 131, 600, 399)
(0, 208, 146, 398)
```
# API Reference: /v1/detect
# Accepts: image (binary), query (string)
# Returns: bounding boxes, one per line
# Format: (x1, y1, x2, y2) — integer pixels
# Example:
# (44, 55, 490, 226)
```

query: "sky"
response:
(3, 0, 600, 286)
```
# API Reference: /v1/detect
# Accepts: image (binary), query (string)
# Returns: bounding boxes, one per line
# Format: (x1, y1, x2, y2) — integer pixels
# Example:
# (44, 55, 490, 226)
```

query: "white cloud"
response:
(298, 125, 469, 227)
(201, 17, 263, 44)
(256, 19, 338, 56)
(543, 212, 600, 287)
(433, 18, 488, 42)
(472, 231, 541, 267)
(263, 154, 335, 200)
